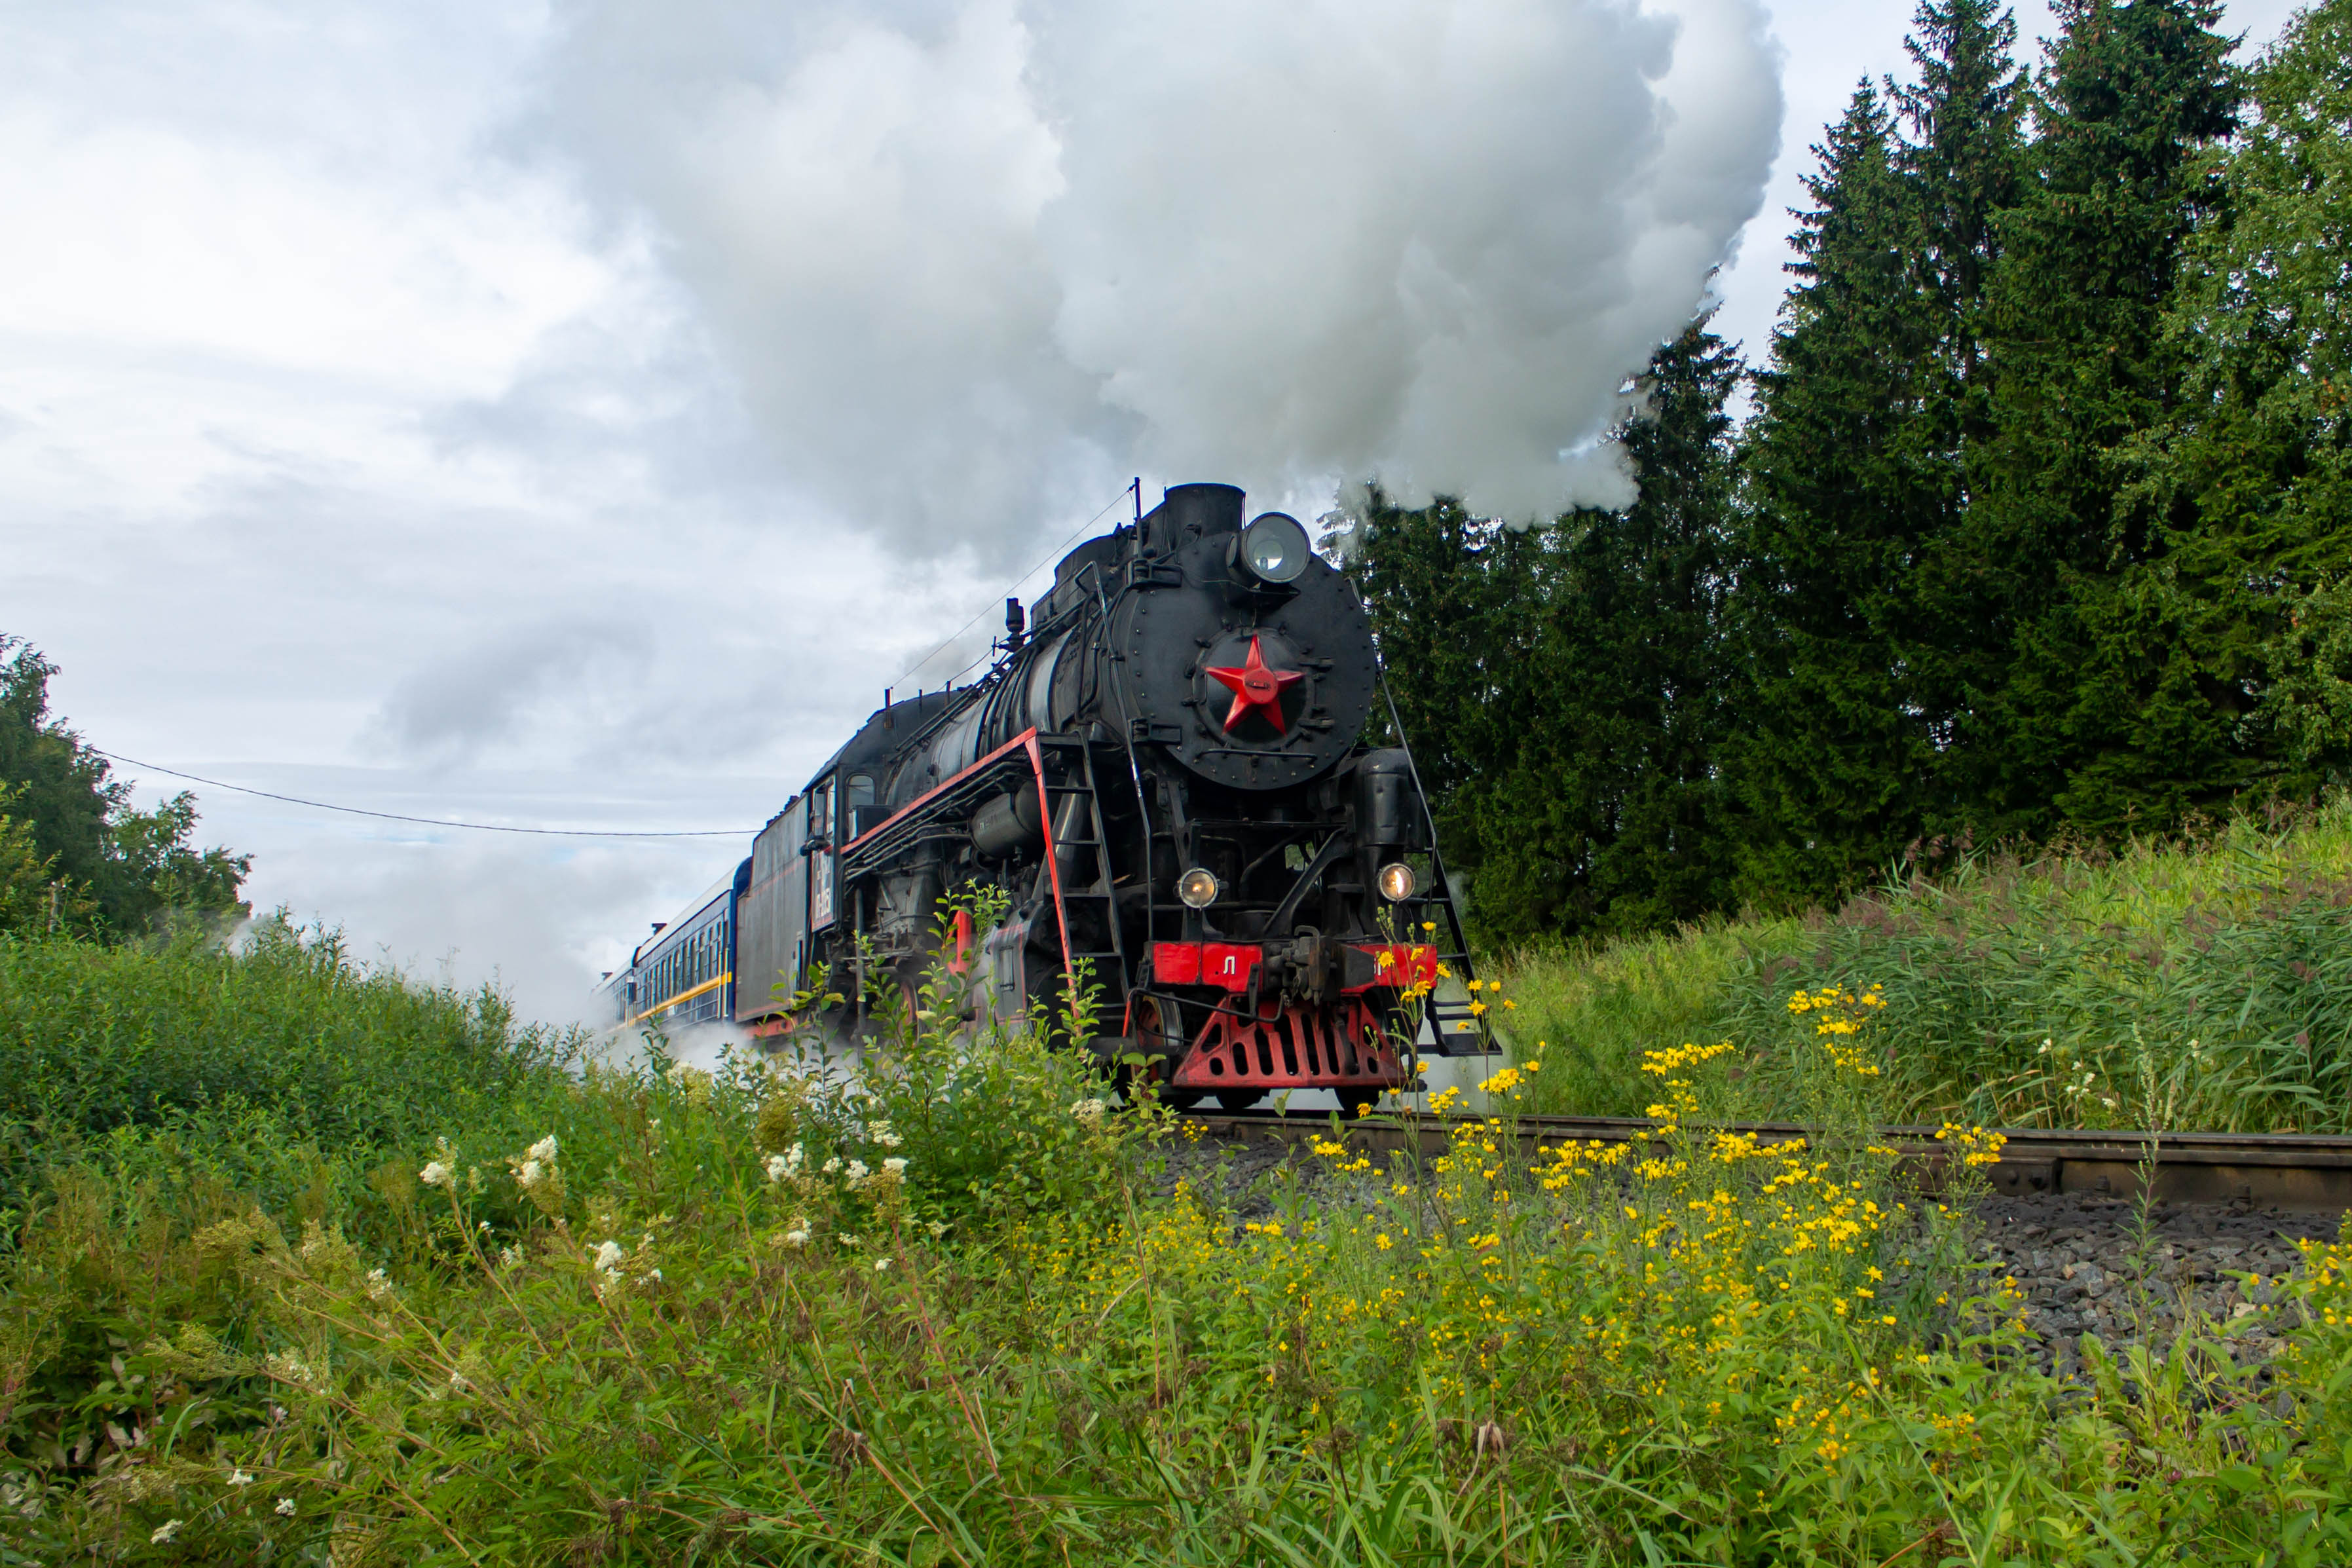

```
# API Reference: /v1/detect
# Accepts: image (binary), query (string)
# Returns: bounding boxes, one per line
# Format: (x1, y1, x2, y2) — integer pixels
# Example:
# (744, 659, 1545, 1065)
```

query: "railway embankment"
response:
(1168, 1117, 2345, 1385)
(1490, 796, 2352, 1138)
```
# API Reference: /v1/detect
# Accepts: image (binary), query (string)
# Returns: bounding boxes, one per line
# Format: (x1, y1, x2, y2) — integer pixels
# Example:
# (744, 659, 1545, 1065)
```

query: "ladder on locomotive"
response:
(1416, 845, 1495, 1058)
(1039, 740, 1129, 1019)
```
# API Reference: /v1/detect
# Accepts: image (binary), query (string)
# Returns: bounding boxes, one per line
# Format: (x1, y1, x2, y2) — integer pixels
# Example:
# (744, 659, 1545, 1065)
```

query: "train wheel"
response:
(1132, 996, 1200, 1109)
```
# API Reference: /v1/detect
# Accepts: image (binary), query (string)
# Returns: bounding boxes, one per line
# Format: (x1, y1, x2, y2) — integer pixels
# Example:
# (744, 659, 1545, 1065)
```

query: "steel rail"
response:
(1178, 1109, 2352, 1211)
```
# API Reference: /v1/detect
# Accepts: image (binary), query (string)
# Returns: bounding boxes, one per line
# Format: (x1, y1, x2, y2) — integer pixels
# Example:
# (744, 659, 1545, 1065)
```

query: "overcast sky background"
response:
(0, 0, 2307, 1025)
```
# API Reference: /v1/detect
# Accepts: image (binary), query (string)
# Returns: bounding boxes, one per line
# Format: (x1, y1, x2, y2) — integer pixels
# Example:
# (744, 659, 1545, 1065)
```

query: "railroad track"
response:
(1180, 1108, 2352, 1211)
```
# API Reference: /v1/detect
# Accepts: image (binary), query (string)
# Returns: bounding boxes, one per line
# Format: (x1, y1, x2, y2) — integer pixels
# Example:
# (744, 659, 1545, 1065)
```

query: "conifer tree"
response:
(1967, 0, 2240, 834)
(2131, 0, 2352, 792)
(1730, 83, 1951, 908)
(1353, 321, 1743, 942)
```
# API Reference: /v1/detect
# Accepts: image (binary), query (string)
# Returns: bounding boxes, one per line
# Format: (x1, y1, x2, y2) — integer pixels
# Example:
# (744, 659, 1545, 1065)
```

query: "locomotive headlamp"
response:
(1238, 511, 1311, 585)
(1176, 867, 1220, 908)
(1377, 861, 1417, 902)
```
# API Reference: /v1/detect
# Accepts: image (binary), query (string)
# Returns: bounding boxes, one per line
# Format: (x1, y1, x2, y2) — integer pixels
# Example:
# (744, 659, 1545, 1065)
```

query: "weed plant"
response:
(1497, 795, 2352, 1131)
(0, 916, 586, 1235)
(7, 912, 2352, 1561)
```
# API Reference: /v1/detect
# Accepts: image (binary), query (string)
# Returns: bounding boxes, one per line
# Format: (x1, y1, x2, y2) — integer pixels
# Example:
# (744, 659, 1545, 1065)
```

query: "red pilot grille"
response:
(1172, 998, 1403, 1089)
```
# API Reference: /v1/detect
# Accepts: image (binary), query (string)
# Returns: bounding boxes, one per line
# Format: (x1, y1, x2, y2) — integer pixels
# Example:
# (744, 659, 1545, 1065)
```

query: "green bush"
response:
(0, 915, 585, 1227)
(7, 975, 2352, 1562)
(1499, 796, 2352, 1130)
(13, 892, 2352, 1561)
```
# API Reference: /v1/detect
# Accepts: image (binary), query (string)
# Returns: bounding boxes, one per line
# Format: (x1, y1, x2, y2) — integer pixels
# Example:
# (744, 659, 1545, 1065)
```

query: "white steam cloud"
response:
(544, 0, 1781, 542)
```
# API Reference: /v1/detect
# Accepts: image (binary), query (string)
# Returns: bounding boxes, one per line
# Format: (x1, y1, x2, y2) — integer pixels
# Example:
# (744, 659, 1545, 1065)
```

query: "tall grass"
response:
(1495, 796, 2352, 1131)
(0, 915, 585, 1230)
(8, 924, 2352, 1563)
(14, 907, 2352, 1561)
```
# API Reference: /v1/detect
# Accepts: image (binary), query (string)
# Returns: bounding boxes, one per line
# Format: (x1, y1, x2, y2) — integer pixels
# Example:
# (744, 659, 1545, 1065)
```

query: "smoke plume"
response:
(543, 0, 1781, 543)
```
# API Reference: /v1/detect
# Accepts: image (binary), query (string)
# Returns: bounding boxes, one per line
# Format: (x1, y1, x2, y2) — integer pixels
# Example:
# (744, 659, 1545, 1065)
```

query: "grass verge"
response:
(1491, 794, 2352, 1131)
(4, 918, 2352, 1561)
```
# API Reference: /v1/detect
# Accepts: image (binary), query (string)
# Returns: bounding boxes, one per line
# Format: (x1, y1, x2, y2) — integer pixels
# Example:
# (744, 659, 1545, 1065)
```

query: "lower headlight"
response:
(1177, 867, 1220, 908)
(1377, 862, 1417, 902)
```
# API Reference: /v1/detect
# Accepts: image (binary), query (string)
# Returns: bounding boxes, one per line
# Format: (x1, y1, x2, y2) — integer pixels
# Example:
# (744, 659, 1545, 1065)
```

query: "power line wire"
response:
(92, 751, 760, 838)
(86, 487, 1142, 843)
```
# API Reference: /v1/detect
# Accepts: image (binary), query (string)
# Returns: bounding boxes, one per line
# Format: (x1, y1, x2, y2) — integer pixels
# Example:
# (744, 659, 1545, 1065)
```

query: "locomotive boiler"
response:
(601, 482, 1486, 1111)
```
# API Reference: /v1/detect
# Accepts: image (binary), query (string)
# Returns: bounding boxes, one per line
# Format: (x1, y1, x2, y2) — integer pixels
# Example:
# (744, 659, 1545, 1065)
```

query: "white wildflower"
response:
(517, 1159, 545, 1190)
(927, 1220, 949, 1239)
(364, 1267, 392, 1301)
(644, 1268, 662, 1282)
(882, 1157, 908, 1178)
(267, 1353, 318, 1391)
(419, 1160, 453, 1189)
(276, 1497, 297, 1516)
(845, 1159, 870, 1184)
(1070, 1097, 1107, 1128)
(593, 1239, 626, 1274)
(764, 1153, 791, 1184)
(527, 1134, 559, 1163)
(822, 1157, 842, 1176)
(874, 1258, 892, 1273)
(449, 1370, 471, 1394)
(151, 1520, 183, 1544)
(868, 1121, 902, 1149)
(227, 1468, 255, 1487)
(497, 1245, 522, 1270)
(783, 1229, 811, 1248)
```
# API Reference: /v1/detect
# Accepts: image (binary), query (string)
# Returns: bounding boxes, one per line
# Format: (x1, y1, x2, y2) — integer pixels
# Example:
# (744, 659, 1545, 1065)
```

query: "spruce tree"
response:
(1968, 0, 2240, 834)
(1537, 318, 1744, 937)
(1353, 321, 1744, 942)
(2132, 0, 2352, 791)
(1730, 83, 1953, 908)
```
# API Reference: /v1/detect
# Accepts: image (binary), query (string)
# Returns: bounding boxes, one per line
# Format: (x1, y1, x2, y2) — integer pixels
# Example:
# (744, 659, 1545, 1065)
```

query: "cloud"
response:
(367, 620, 652, 764)
(540, 0, 1782, 540)
(1, 0, 1781, 1036)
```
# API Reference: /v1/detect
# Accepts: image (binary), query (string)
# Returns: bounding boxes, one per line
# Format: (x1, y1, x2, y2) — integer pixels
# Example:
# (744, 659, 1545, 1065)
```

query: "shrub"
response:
(1499, 796, 2352, 1130)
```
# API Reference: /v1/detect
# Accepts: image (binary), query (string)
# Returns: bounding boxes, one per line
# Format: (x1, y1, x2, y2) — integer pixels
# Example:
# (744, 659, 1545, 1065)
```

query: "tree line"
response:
(1356, 0, 2352, 945)
(0, 636, 248, 939)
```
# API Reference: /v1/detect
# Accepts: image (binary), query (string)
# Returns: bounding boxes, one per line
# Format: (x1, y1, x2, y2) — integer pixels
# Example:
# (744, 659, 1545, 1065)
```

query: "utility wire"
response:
(91, 751, 760, 838)
(86, 489, 1141, 842)
(888, 482, 1134, 691)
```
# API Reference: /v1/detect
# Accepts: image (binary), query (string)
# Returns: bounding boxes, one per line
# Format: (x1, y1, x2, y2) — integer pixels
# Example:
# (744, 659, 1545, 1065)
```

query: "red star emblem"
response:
(1205, 635, 1304, 733)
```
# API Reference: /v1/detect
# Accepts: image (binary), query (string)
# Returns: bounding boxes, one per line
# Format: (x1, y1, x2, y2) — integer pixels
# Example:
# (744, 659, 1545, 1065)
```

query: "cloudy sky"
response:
(0, 0, 2305, 1023)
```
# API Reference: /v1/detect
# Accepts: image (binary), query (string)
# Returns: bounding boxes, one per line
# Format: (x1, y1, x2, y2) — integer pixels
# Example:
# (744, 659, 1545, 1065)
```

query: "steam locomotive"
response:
(597, 482, 1486, 1111)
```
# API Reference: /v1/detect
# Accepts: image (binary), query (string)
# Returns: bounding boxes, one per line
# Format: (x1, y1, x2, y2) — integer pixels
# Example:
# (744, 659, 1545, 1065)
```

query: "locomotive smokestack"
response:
(1005, 597, 1025, 648)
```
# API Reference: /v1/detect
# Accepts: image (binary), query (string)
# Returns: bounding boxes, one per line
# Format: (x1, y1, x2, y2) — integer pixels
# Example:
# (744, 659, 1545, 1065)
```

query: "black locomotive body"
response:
(607, 482, 1482, 1108)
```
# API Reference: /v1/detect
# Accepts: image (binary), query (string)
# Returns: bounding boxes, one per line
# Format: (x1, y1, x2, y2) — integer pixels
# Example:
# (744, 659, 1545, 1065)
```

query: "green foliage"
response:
(0, 916, 584, 1225)
(0, 785, 97, 939)
(1354, 0, 2351, 941)
(0, 636, 249, 937)
(1355, 320, 1744, 944)
(9, 925, 2352, 1561)
(2128, 0, 2352, 787)
(1968, 0, 2244, 836)
(1730, 79, 1964, 908)
(1501, 794, 2352, 1133)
